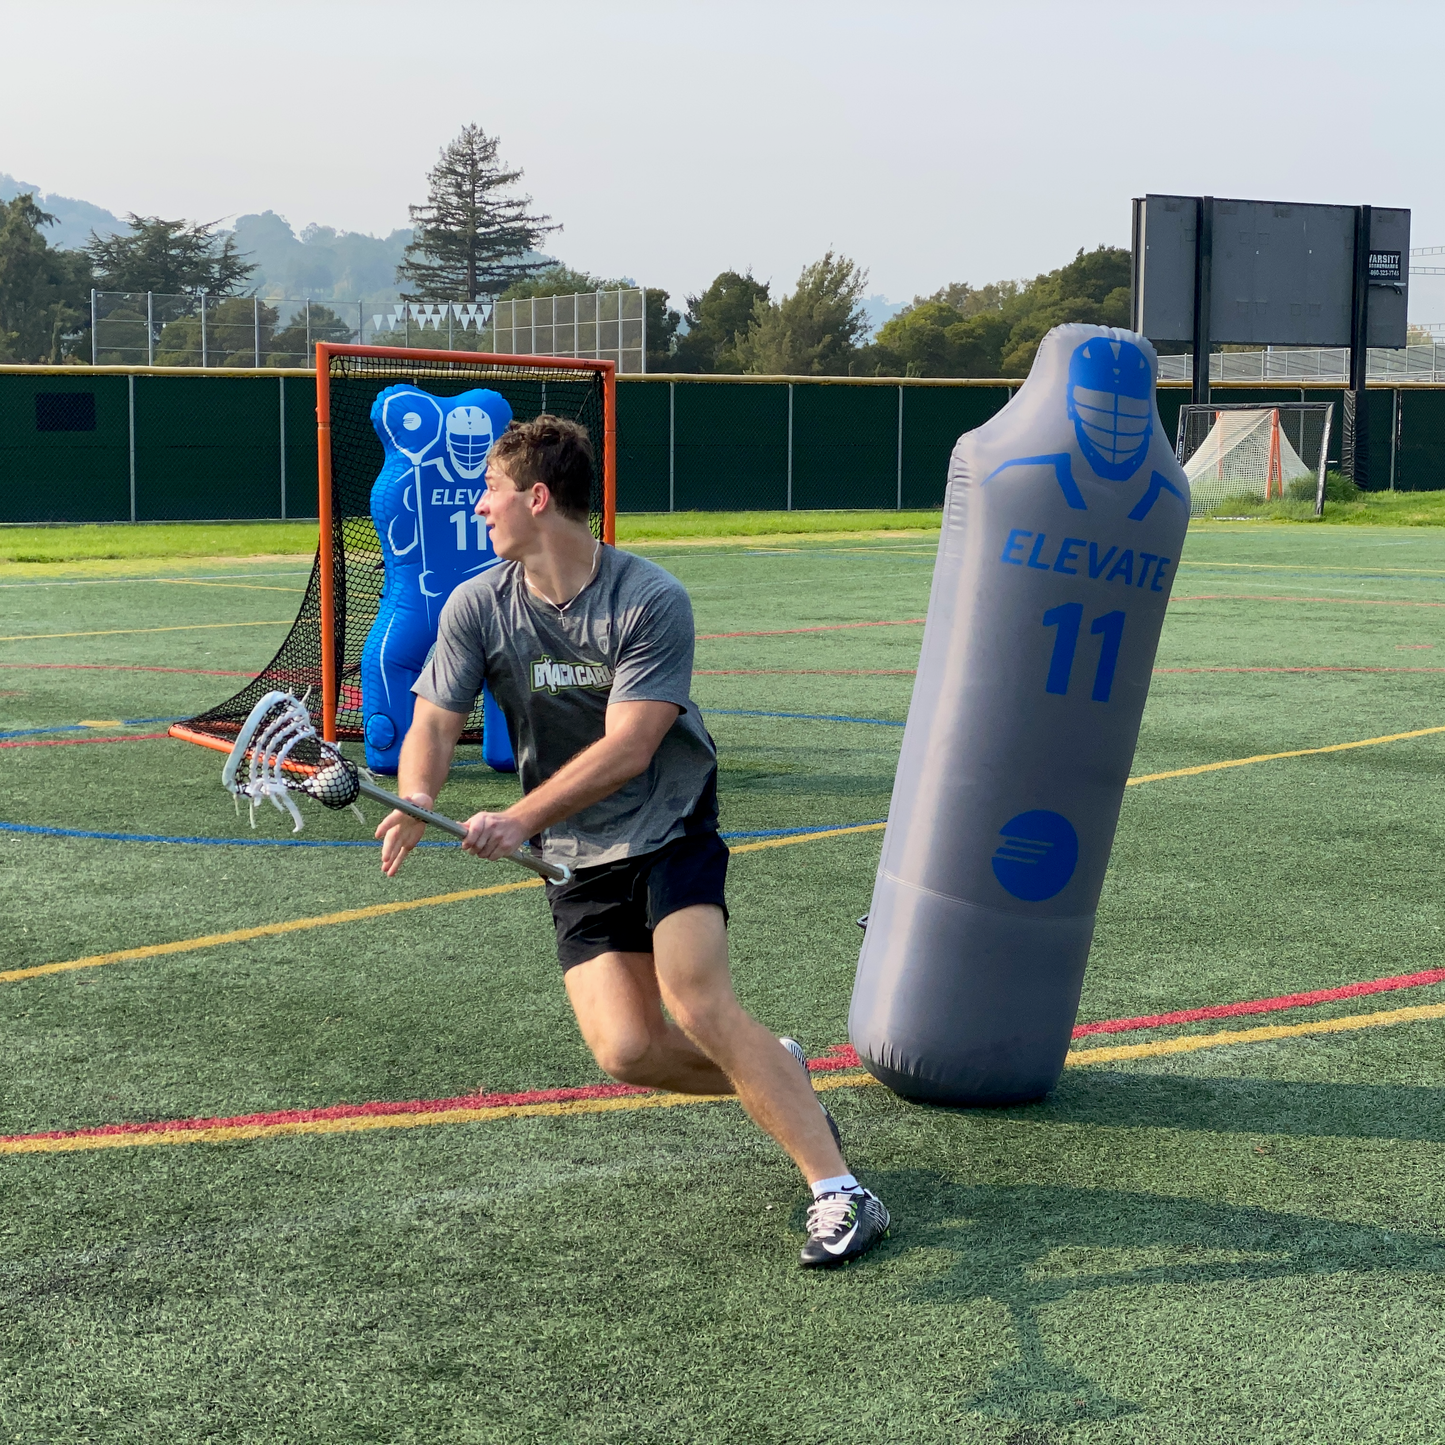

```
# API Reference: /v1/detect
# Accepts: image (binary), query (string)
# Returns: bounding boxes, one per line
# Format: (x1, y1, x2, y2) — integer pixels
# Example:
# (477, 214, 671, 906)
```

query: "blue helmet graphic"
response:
(1066, 337, 1153, 481)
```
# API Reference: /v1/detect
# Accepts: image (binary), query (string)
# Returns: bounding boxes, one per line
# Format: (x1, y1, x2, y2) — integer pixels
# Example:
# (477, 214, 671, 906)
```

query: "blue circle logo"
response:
(991, 810, 1079, 901)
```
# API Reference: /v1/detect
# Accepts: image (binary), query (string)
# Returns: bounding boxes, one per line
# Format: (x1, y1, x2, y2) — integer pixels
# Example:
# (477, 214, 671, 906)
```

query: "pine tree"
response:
(398, 126, 558, 302)
(86, 217, 255, 295)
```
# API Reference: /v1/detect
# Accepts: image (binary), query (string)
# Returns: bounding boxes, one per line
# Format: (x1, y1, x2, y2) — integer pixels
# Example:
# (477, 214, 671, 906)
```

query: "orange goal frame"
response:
(313, 342, 617, 741)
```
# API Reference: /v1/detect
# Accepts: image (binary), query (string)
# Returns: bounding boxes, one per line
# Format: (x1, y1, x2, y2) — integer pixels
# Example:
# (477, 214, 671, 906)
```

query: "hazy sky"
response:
(6, 0, 1444, 316)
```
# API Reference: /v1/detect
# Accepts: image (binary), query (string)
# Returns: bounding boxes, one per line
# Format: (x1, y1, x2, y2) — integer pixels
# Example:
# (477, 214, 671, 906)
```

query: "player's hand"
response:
(460, 809, 531, 861)
(376, 799, 430, 877)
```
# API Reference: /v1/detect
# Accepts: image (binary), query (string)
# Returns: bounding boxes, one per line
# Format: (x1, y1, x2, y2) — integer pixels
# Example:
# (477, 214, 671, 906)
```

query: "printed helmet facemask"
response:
(1065, 337, 1153, 481)
(444, 405, 496, 480)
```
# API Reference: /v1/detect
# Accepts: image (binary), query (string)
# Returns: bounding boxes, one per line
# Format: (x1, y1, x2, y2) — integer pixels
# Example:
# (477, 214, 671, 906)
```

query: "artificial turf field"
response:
(5, 522, 1445, 1443)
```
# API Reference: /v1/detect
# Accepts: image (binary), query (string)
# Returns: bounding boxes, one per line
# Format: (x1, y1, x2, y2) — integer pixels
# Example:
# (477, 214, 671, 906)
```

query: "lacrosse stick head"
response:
(222, 692, 363, 831)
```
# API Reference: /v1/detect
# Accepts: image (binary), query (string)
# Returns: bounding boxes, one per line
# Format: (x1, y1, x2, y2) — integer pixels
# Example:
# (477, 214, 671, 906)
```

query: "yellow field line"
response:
(1127, 724, 1445, 786)
(0, 619, 294, 643)
(0, 878, 545, 983)
(1064, 1000, 1445, 1066)
(2, 823, 888, 985)
(11, 999, 1445, 1155)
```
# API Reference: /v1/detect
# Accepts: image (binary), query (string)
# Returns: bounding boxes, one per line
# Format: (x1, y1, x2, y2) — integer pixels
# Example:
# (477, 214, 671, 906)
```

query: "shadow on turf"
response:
(1024, 1068, 1445, 1144)
(869, 1169, 1445, 1435)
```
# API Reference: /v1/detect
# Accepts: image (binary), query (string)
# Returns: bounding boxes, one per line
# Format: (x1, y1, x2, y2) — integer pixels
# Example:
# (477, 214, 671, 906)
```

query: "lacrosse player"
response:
(375, 415, 891, 1267)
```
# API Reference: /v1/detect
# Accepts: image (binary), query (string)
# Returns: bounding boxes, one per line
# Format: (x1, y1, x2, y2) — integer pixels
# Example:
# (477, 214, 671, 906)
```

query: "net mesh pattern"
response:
(176, 351, 608, 748)
(1176, 404, 1331, 516)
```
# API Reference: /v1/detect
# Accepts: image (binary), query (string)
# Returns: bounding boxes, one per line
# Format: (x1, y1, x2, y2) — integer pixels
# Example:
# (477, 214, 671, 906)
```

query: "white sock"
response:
(810, 1173, 859, 1199)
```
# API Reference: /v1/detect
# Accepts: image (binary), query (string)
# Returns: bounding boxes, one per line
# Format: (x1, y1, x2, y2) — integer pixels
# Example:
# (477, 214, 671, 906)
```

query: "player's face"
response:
(478, 459, 538, 558)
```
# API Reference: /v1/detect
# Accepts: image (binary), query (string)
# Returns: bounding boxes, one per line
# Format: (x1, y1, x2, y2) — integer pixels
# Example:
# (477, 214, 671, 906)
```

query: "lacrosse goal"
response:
(1175, 402, 1334, 517)
(170, 343, 616, 754)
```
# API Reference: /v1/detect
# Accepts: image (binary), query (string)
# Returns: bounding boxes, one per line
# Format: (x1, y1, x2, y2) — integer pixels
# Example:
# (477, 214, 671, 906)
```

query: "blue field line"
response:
(0, 715, 185, 740)
(702, 707, 905, 727)
(0, 818, 884, 849)
(722, 820, 886, 839)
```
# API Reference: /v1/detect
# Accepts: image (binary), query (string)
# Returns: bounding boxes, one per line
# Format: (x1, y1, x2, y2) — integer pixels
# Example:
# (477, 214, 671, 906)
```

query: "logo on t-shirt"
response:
(530, 654, 615, 695)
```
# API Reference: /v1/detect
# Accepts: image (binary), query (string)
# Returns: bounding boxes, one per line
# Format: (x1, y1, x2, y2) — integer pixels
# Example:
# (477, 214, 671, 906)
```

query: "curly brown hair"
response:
(488, 414, 594, 522)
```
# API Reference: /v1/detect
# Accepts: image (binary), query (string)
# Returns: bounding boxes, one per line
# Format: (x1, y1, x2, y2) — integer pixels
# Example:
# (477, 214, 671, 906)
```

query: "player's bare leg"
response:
(651, 904, 847, 1183)
(564, 950, 733, 1095)
(564, 907, 844, 1178)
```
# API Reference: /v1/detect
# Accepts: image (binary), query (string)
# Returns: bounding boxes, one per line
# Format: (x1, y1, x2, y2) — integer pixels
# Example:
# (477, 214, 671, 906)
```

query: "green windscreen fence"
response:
(0, 370, 318, 525)
(4, 368, 1445, 524)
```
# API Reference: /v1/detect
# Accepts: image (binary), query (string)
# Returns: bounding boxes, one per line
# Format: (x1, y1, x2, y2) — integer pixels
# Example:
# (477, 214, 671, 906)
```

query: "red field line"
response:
(1176, 594, 1445, 610)
(0, 662, 254, 678)
(0, 732, 169, 750)
(11, 964, 1445, 1150)
(1072, 966, 1445, 1035)
(1155, 666, 1445, 675)
(696, 618, 925, 640)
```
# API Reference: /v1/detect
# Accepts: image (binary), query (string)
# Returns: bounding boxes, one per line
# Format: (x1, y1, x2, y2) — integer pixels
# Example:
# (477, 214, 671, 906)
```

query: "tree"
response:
(994, 245, 1130, 375)
(497, 265, 611, 301)
(670, 270, 770, 373)
(862, 245, 1132, 378)
(86, 215, 255, 295)
(734, 251, 869, 376)
(0, 194, 92, 363)
(398, 125, 558, 302)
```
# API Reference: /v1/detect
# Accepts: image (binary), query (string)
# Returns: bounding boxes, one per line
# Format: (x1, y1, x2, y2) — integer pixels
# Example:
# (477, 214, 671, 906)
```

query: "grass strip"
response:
(0, 512, 940, 566)
(0, 521, 320, 563)
(616, 510, 941, 540)
(1196, 489, 1445, 526)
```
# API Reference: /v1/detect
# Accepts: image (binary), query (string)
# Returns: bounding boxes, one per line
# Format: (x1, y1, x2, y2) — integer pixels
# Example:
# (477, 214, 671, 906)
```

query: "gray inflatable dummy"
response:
(849, 324, 1188, 1105)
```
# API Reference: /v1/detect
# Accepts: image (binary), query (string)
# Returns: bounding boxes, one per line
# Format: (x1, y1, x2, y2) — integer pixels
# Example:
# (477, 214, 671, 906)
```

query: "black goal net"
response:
(171, 347, 610, 755)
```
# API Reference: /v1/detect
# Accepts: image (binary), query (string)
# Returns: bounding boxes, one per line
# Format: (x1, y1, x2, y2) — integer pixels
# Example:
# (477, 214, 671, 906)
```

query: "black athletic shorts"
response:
(545, 829, 730, 972)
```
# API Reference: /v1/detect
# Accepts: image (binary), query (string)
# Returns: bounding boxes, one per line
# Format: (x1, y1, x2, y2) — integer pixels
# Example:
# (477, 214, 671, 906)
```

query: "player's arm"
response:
(375, 697, 469, 876)
(459, 700, 679, 862)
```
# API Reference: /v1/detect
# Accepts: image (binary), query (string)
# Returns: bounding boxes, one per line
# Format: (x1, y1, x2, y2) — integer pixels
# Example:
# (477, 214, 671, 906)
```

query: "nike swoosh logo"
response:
(823, 1224, 859, 1255)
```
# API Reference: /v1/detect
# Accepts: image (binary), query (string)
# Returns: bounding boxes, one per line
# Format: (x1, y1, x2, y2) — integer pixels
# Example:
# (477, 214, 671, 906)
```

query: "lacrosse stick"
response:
(221, 691, 571, 885)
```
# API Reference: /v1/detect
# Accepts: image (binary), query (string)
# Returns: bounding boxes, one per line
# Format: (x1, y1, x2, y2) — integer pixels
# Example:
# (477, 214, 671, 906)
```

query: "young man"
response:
(375, 414, 891, 1268)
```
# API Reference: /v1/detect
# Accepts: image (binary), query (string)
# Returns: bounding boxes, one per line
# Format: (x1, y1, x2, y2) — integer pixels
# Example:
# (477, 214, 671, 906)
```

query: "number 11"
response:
(1041, 604, 1125, 702)
(449, 509, 487, 550)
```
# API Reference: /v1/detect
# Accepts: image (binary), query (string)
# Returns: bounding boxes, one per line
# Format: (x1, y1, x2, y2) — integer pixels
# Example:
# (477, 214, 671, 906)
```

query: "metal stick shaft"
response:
(356, 778, 571, 884)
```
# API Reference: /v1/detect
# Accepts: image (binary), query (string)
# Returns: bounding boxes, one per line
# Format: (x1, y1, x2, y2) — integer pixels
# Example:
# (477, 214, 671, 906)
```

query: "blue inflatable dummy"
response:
(360, 385, 515, 774)
(848, 324, 1189, 1105)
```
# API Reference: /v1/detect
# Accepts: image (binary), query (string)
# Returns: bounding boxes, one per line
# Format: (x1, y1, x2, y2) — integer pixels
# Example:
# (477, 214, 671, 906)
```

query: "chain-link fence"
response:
(91, 292, 367, 369)
(369, 289, 648, 373)
(1158, 344, 1445, 383)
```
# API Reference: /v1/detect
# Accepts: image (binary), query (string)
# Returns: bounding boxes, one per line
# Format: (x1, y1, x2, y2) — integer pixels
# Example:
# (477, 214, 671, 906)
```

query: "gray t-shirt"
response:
(413, 545, 718, 868)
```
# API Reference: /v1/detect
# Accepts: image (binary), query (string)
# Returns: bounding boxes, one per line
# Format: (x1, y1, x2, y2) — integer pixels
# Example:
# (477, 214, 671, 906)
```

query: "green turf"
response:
(6, 525, 1445, 1440)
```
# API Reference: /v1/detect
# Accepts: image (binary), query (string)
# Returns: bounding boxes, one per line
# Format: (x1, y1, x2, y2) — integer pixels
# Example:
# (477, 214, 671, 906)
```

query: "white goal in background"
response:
(1175, 403, 1335, 516)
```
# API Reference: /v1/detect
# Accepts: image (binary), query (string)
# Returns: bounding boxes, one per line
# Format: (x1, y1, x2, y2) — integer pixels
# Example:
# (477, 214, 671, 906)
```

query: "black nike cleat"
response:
(799, 1188, 891, 1268)
(779, 1037, 843, 1151)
